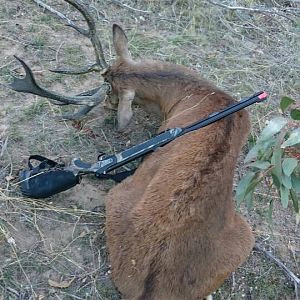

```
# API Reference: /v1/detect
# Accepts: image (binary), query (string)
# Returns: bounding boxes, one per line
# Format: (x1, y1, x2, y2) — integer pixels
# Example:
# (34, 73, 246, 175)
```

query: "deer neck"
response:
(115, 60, 205, 115)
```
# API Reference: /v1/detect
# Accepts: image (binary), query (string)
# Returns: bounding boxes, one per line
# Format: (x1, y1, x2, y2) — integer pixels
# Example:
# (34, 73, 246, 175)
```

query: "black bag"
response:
(19, 155, 80, 198)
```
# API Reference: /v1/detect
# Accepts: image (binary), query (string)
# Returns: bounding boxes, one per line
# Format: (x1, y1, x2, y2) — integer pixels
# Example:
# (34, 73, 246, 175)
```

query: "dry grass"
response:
(0, 0, 299, 299)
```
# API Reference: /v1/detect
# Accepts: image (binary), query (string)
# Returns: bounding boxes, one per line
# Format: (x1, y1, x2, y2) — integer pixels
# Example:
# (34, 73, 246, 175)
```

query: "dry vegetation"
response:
(0, 0, 299, 299)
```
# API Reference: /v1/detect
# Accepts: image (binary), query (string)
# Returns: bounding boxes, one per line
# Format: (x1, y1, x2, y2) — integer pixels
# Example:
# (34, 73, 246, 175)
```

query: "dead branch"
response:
(32, 0, 78, 28)
(206, 0, 298, 21)
(110, 0, 152, 14)
(32, 0, 107, 69)
(255, 243, 300, 299)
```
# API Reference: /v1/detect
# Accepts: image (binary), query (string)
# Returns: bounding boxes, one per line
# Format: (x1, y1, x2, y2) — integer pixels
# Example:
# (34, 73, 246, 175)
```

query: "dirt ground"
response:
(0, 0, 299, 299)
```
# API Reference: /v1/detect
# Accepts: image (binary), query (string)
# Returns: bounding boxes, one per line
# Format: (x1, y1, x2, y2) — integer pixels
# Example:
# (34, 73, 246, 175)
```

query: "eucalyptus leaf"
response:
(245, 139, 275, 162)
(290, 189, 299, 213)
(245, 173, 263, 196)
(282, 158, 298, 176)
(245, 189, 254, 210)
(248, 161, 271, 170)
(280, 96, 295, 113)
(281, 128, 300, 148)
(259, 117, 288, 142)
(282, 174, 292, 189)
(236, 172, 256, 205)
(244, 144, 260, 163)
(290, 109, 300, 120)
(271, 173, 281, 189)
(291, 174, 300, 192)
(280, 185, 290, 208)
(271, 148, 282, 181)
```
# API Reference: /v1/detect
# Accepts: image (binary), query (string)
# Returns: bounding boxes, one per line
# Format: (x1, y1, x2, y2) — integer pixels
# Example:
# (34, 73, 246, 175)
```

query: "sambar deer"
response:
(9, 1, 255, 299)
(104, 25, 254, 300)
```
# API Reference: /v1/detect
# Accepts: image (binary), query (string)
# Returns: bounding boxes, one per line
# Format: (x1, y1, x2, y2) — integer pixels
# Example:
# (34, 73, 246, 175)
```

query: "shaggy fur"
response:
(103, 24, 254, 300)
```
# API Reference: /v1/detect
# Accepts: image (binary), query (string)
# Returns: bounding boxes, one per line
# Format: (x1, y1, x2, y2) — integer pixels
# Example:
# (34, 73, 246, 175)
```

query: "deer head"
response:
(8, 0, 197, 131)
(8, 1, 171, 131)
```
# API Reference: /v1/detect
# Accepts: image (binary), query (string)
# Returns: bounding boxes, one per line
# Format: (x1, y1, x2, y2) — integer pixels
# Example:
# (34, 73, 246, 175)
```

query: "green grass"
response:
(23, 100, 50, 117)
(129, 32, 165, 57)
(32, 35, 48, 48)
(0, 66, 12, 83)
(7, 123, 24, 143)
(214, 254, 295, 300)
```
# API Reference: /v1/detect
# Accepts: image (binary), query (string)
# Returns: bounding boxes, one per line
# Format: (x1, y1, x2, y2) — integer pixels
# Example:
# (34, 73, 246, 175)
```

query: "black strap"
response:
(95, 169, 136, 182)
(27, 155, 65, 175)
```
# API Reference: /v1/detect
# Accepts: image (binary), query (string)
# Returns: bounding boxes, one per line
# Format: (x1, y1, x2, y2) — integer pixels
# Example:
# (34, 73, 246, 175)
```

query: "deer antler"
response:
(9, 0, 110, 120)
(51, 0, 108, 74)
(9, 56, 110, 120)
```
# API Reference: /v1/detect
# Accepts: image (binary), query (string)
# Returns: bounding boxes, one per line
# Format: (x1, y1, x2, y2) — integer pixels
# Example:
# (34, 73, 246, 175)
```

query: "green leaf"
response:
(248, 161, 271, 170)
(235, 172, 256, 205)
(245, 139, 275, 162)
(281, 128, 300, 148)
(271, 173, 281, 189)
(291, 174, 300, 192)
(271, 148, 282, 182)
(282, 174, 292, 189)
(247, 134, 256, 147)
(271, 148, 283, 166)
(245, 189, 254, 210)
(290, 189, 299, 213)
(290, 109, 300, 120)
(245, 145, 260, 162)
(245, 173, 263, 196)
(280, 96, 295, 113)
(280, 185, 290, 208)
(282, 158, 298, 176)
(259, 117, 288, 142)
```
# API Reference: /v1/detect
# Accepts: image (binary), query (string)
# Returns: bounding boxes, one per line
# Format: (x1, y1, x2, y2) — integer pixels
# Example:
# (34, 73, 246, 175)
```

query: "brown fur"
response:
(103, 24, 254, 300)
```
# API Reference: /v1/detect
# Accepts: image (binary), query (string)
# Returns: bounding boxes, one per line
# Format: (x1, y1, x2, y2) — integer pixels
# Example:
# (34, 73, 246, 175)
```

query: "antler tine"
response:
(9, 56, 110, 107)
(56, 105, 95, 120)
(55, 87, 105, 120)
(63, 0, 108, 69)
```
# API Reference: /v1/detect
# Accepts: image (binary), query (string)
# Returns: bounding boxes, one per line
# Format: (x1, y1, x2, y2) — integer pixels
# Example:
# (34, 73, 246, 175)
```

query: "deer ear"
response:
(112, 24, 131, 60)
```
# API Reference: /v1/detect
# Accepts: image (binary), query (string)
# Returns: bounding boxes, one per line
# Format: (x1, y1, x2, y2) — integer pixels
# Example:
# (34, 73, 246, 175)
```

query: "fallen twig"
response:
(0, 59, 15, 71)
(0, 137, 8, 157)
(32, 0, 79, 27)
(110, 0, 152, 14)
(206, 0, 298, 22)
(255, 243, 300, 299)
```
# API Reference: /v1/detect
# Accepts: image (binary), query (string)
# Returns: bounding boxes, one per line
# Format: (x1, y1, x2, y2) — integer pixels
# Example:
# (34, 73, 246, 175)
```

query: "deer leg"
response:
(117, 90, 135, 131)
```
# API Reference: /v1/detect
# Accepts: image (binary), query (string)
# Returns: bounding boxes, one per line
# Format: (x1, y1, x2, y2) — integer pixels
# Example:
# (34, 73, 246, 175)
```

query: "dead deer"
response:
(104, 25, 254, 300)
(9, 1, 254, 299)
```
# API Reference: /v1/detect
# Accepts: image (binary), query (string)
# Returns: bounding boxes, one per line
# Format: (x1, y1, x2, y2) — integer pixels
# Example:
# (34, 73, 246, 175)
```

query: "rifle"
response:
(19, 91, 268, 198)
